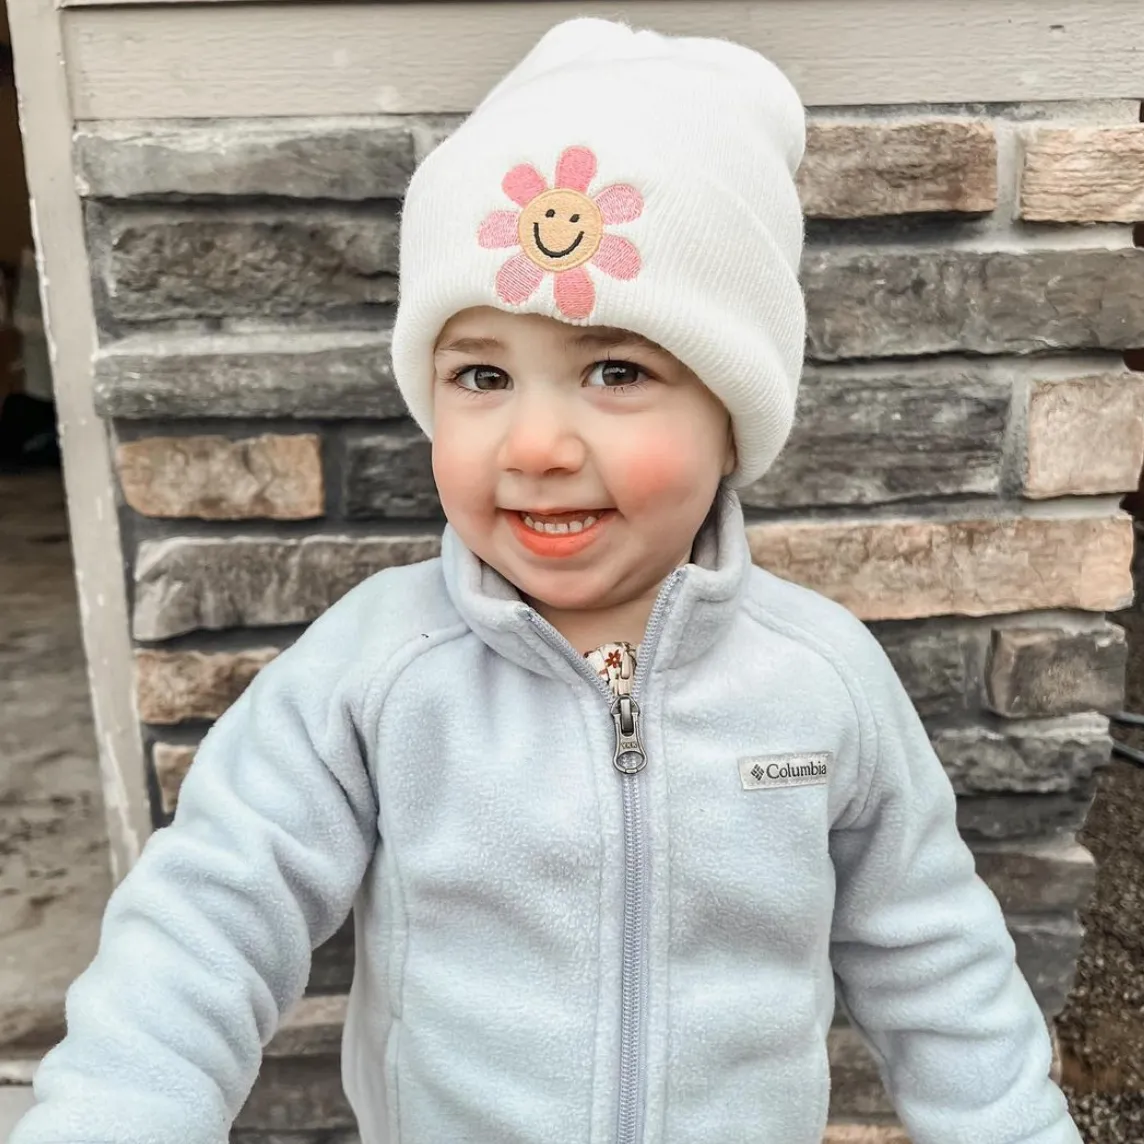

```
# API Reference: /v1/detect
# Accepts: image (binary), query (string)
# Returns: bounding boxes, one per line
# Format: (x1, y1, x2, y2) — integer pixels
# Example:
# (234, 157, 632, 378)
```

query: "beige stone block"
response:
(1020, 126, 1144, 223)
(117, 433, 324, 520)
(747, 515, 1133, 621)
(267, 996, 348, 1058)
(1025, 375, 1144, 498)
(152, 743, 197, 815)
(822, 1129, 909, 1144)
(135, 647, 278, 725)
(801, 120, 997, 218)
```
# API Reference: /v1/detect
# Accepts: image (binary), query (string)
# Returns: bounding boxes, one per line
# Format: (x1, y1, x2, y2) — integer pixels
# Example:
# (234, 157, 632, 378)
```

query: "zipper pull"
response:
(611, 695, 647, 774)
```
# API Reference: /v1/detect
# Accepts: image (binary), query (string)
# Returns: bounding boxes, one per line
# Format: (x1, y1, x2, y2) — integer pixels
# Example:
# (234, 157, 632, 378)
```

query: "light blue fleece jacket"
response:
(12, 488, 1080, 1144)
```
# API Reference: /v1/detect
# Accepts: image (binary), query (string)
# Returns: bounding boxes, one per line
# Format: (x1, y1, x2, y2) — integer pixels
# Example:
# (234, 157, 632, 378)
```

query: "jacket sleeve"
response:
(828, 629, 1081, 1144)
(9, 604, 380, 1144)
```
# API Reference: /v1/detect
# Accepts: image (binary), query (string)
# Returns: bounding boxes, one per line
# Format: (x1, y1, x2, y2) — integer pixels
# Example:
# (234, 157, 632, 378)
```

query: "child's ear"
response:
(721, 421, 737, 477)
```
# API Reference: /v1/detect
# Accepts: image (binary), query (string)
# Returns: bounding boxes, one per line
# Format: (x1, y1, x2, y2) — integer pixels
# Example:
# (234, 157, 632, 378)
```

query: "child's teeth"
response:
(520, 512, 600, 534)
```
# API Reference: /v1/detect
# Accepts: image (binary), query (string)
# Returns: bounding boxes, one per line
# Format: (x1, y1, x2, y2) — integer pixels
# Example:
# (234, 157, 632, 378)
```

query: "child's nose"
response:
(497, 404, 585, 475)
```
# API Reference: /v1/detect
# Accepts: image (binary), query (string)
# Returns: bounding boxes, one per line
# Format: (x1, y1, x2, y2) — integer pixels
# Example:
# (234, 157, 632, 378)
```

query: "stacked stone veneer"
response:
(76, 105, 1144, 1136)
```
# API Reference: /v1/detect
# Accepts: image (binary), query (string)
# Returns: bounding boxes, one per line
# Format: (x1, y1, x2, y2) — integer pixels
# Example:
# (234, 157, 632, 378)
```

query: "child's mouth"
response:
(507, 508, 613, 557)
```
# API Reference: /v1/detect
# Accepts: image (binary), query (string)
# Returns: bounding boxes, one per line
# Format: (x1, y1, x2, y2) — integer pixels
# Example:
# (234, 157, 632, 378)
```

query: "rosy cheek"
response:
(612, 438, 696, 507)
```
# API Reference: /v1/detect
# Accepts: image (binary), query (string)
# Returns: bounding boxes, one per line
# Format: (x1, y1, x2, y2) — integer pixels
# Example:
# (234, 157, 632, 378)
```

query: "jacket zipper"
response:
(525, 569, 685, 1144)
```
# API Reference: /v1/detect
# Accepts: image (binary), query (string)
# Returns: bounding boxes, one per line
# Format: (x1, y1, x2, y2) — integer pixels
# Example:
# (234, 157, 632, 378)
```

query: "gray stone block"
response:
(742, 367, 1008, 508)
(308, 919, 354, 998)
(870, 623, 970, 720)
(132, 533, 441, 640)
(342, 427, 441, 520)
(827, 1024, 890, 1119)
(834, 916, 1082, 1025)
(232, 1135, 360, 1144)
(76, 119, 416, 200)
(987, 626, 1127, 719)
(266, 997, 347, 1059)
(94, 330, 405, 420)
(410, 115, 464, 164)
(957, 791, 1094, 843)
(934, 718, 1111, 795)
(803, 248, 1144, 361)
(89, 203, 399, 323)
(1010, 915, 1085, 1017)
(235, 1056, 355, 1132)
(971, 836, 1096, 915)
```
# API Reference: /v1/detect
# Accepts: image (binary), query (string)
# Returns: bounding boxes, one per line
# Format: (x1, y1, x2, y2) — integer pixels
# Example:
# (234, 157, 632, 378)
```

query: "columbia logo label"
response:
(739, 752, 832, 791)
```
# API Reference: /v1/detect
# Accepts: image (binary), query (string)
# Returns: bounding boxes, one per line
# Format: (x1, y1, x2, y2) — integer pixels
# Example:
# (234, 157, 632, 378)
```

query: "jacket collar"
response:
(440, 485, 752, 683)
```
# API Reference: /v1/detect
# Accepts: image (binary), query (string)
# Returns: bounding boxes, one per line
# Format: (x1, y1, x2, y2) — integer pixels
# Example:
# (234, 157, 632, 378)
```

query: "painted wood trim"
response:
(63, 0, 1144, 120)
(8, 0, 151, 875)
(60, 0, 457, 5)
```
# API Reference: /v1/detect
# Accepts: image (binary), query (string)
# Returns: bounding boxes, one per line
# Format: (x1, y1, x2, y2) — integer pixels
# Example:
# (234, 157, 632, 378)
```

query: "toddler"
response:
(12, 18, 1082, 1144)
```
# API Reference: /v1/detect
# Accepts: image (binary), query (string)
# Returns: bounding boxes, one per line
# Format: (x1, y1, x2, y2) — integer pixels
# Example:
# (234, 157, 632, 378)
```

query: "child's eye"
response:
(586, 360, 648, 391)
(451, 365, 511, 392)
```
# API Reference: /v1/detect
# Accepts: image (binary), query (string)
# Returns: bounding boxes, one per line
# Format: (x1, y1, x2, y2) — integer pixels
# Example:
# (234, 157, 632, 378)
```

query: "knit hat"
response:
(391, 17, 807, 487)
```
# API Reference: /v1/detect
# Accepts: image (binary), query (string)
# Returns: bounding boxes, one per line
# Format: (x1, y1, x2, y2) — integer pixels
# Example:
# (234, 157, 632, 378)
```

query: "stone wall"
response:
(77, 105, 1144, 1135)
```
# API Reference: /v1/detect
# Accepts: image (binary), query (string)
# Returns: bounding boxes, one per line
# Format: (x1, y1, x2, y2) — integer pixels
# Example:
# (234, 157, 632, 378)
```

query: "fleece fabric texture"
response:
(11, 488, 1080, 1144)
(391, 17, 807, 488)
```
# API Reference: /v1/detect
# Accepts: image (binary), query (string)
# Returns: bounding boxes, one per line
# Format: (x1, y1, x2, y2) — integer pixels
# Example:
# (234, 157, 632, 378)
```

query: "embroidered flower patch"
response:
(477, 145, 643, 320)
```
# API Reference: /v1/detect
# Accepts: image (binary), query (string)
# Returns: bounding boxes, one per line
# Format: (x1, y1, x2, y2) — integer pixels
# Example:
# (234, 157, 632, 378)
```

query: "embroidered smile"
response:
(532, 222, 584, 259)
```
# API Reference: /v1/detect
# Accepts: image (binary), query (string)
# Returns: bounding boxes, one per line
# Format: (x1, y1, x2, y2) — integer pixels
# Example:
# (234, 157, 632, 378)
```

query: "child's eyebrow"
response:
(568, 329, 664, 354)
(435, 336, 504, 355)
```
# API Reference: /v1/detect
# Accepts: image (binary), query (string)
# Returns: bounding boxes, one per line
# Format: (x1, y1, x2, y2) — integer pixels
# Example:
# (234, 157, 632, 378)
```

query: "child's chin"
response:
(517, 572, 612, 613)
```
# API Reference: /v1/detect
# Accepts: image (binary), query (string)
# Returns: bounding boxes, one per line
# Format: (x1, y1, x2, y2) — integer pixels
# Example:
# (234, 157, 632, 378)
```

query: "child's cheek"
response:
(431, 429, 478, 509)
(614, 436, 698, 508)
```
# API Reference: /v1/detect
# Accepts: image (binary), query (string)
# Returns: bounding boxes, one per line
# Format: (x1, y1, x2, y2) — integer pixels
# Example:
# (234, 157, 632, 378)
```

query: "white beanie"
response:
(391, 17, 807, 487)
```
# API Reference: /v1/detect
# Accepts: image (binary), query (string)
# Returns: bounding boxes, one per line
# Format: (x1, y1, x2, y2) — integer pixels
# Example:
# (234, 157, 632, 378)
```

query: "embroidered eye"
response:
(570, 213, 581, 223)
(545, 209, 556, 218)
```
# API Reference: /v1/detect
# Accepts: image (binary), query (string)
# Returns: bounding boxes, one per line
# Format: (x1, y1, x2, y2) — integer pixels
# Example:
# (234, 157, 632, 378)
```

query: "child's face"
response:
(431, 307, 735, 617)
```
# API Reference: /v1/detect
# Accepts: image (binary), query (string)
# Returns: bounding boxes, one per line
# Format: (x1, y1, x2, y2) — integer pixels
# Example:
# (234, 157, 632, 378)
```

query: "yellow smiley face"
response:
(518, 189, 604, 273)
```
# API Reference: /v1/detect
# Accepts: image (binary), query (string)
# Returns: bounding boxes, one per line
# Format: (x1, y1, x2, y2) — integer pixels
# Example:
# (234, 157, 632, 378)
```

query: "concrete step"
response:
(0, 1086, 36, 1143)
(823, 1129, 909, 1144)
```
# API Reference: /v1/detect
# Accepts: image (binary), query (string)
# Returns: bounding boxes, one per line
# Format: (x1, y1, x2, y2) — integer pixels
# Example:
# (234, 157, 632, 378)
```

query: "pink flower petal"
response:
(502, 164, 548, 207)
(496, 253, 545, 305)
(553, 267, 595, 319)
(594, 184, 643, 224)
(555, 146, 597, 193)
(478, 210, 521, 249)
(591, 234, 641, 280)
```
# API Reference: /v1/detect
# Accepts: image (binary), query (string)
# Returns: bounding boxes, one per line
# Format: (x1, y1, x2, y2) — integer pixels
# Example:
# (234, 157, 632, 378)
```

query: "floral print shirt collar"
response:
(585, 642, 639, 698)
